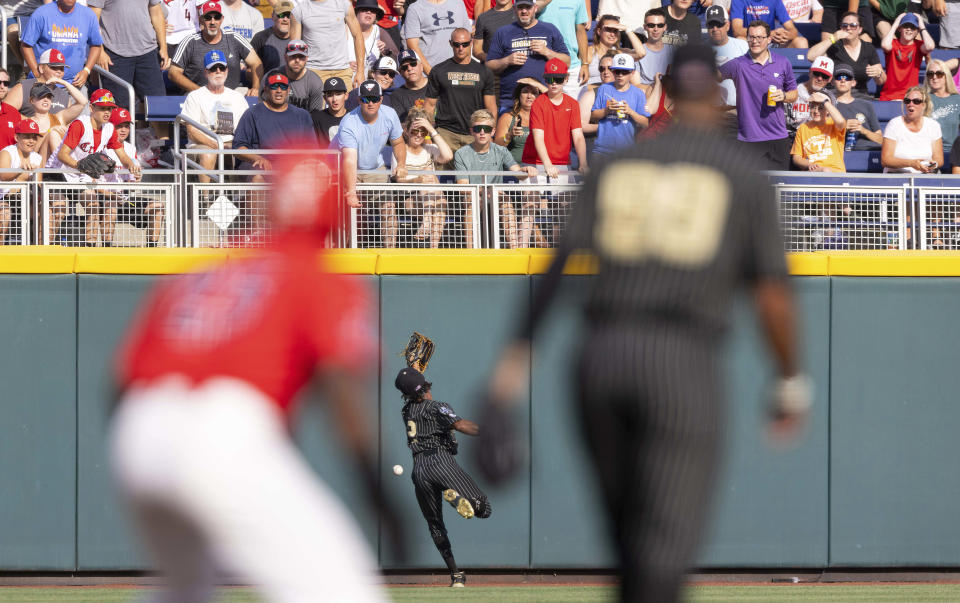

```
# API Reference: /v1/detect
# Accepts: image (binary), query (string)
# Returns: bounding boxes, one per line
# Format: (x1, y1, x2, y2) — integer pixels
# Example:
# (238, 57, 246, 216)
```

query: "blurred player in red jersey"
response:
(110, 147, 395, 603)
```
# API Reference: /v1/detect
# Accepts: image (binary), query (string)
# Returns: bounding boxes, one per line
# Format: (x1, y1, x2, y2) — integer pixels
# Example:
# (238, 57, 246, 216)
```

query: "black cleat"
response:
(450, 571, 466, 588)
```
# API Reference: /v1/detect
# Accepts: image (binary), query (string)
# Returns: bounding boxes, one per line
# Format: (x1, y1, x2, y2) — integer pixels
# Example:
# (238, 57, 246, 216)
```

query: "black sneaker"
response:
(450, 571, 466, 588)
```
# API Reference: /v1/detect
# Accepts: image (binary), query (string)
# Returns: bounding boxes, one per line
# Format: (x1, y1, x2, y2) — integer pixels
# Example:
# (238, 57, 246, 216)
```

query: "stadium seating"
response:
(144, 95, 259, 122)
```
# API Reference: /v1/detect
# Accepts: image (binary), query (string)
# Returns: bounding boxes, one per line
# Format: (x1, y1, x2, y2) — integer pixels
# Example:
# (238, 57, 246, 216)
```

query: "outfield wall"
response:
(2, 249, 960, 571)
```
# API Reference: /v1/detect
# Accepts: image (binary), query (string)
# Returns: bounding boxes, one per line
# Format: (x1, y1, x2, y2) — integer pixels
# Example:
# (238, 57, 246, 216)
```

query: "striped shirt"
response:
(171, 31, 254, 90)
(402, 398, 461, 456)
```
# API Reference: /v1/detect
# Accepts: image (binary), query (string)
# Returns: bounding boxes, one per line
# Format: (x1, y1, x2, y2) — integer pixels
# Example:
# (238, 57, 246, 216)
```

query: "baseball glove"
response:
(403, 331, 434, 372)
(76, 152, 116, 179)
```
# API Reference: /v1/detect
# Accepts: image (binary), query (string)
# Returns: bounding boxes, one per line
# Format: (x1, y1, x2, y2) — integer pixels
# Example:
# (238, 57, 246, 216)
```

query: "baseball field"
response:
(2, 584, 960, 601)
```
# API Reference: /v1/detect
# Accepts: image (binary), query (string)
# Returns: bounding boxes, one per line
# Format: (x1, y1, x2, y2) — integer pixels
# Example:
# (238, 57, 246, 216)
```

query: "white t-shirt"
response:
(714, 37, 748, 106)
(292, 0, 352, 71)
(103, 141, 140, 183)
(0, 144, 40, 200)
(181, 85, 250, 144)
(883, 116, 943, 173)
(165, 0, 203, 46)
(346, 25, 383, 75)
(392, 143, 443, 175)
(221, 0, 265, 43)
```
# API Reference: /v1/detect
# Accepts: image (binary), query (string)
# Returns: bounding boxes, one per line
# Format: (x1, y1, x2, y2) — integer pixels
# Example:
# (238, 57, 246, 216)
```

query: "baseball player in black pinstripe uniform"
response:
(478, 44, 813, 602)
(395, 367, 491, 588)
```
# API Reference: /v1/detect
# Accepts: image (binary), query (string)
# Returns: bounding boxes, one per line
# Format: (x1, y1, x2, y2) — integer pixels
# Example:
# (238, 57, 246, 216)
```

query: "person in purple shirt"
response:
(719, 20, 798, 170)
(730, 0, 808, 48)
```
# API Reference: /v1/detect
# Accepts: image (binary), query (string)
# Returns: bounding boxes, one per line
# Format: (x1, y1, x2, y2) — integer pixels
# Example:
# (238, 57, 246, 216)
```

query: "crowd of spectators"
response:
(5, 0, 960, 247)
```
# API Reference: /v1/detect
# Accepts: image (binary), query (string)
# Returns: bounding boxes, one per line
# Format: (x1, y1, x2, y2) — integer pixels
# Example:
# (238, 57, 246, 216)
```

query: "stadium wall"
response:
(2, 249, 960, 571)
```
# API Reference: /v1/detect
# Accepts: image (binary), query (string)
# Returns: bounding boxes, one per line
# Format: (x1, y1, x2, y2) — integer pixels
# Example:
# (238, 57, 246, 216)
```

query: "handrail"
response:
(92, 65, 136, 142)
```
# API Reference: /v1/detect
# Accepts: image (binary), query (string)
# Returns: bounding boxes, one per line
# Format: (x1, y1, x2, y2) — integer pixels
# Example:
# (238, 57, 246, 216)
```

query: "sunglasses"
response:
(544, 75, 566, 84)
(450, 40, 471, 48)
(612, 69, 632, 76)
(268, 82, 289, 90)
(207, 64, 227, 72)
(601, 27, 620, 33)
(276, 11, 291, 18)
(0, 80, 10, 86)
(471, 124, 494, 133)
(811, 72, 830, 79)
(203, 12, 222, 20)
(929, 71, 946, 78)
(360, 96, 381, 103)
(376, 69, 396, 77)
(840, 22, 859, 29)
(598, 66, 612, 73)
(645, 22, 666, 28)
(707, 22, 725, 28)
(409, 128, 428, 136)
(399, 61, 418, 70)
(834, 74, 853, 81)
(904, 97, 924, 104)
(288, 43, 308, 54)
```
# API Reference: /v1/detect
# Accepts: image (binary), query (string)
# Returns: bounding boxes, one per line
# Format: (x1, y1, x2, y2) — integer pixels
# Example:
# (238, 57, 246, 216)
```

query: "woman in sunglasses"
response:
(495, 76, 546, 164)
(881, 85, 943, 173)
(922, 59, 960, 154)
(585, 15, 643, 86)
(806, 12, 885, 96)
(392, 108, 452, 248)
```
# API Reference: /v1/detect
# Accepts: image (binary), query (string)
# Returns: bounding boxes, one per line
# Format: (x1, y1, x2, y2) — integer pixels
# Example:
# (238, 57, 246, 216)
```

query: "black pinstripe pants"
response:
(576, 324, 724, 603)
(411, 450, 491, 550)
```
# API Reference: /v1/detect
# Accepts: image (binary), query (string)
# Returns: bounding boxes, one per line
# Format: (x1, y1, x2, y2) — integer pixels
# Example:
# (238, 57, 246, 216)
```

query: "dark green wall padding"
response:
(2, 274, 958, 570)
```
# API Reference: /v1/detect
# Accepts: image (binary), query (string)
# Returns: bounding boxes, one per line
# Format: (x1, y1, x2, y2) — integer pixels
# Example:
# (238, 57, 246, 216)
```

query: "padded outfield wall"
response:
(1, 249, 959, 571)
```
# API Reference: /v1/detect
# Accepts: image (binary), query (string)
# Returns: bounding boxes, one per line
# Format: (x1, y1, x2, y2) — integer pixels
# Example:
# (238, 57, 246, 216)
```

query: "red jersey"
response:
(116, 238, 376, 413)
(522, 92, 582, 165)
(63, 118, 122, 152)
(0, 103, 21, 149)
(880, 39, 925, 101)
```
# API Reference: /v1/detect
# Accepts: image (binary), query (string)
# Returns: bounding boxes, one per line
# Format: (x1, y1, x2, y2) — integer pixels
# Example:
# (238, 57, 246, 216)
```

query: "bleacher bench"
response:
(144, 95, 259, 122)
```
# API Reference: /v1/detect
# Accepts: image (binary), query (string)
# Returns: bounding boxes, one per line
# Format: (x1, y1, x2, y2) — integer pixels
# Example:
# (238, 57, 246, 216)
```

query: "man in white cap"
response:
(787, 55, 833, 135)
(7, 48, 77, 117)
(346, 54, 399, 110)
(590, 53, 650, 159)
(261, 39, 325, 113)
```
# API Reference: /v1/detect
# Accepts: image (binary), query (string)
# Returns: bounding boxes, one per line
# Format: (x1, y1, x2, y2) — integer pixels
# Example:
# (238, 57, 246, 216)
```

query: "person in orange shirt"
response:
(791, 89, 847, 172)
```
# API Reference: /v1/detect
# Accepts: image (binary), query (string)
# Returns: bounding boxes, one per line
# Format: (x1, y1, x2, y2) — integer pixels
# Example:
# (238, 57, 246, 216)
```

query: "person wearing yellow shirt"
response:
(791, 89, 847, 172)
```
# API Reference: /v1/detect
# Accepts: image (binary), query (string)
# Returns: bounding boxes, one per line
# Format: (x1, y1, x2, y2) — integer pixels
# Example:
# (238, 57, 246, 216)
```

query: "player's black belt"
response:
(415, 448, 443, 458)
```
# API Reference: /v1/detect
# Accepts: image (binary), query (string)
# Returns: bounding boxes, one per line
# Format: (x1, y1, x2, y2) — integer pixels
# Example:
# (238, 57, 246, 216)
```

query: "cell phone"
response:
(516, 114, 522, 127)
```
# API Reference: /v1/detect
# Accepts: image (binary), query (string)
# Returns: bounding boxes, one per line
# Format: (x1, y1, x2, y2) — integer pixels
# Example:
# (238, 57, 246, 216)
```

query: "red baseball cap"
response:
(39, 48, 67, 66)
(90, 88, 118, 108)
(267, 73, 289, 86)
(110, 107, 132, 126)
(15, 119, 40, 135)
(201, 0, 222, 15)
(544, 58, 568, 76)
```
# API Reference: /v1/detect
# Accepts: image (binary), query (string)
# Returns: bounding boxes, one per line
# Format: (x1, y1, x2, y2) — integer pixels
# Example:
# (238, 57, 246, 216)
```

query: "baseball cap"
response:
(515, 0, 536, 7)
(39, 48, 67, 66)
(398, 49, 418, 65)
(200, 0, 222, 16)
(359, 79, 382, 98)
(611, 53, 635, 71)
(395, 368, 428, 396)
(273, 0, 295, 14)
(15, 119, 40, 135)
(109, 107, 132, 126)
(544, 57, 568, 75)
(204, 49, 227, 69)
(810, 55, 834, 77)
(900, 12, 920, 28)
(323, 76, 347, 92)
(375, 55, 398, 73)
(705, 5, 727, 25)
(29, 83, 55, 100)
(354, 0, 385, 18)
(90, 88, 118, 108)
(267, 73, 290, 86)
(286, 39, 308, 57)
(809, 89, 837, 105)
(834, 63, 855, 78)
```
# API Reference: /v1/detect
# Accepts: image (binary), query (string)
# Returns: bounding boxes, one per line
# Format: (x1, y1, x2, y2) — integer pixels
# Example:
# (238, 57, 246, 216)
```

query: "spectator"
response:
(458, 109, 538, 248)
(638, 9, 675, 86)
(0, 120, 42, 246)
(50, 89, 140, 246)
(221, 0, 265, 42)
(290, 0, 365, 88)
(392, 109, 453, 248)
(586, 15, 644, 86)
(234, 73, 317, 182)
(833, 62, 883, 149)
(346, 55, 399, 110)
(473, 0, 517, 62)
(0, 69, 21, 151)
(719, 20, 799, 169)
(88, 0, 168, 110)
(335, 79, 406, 246)
(251, 0, 295, 73)
(708, 6, 749, 107)
(807, 12, 884, 96)
(170, 1, 264, 96)
(486, 0, 569, 113)
(787, 56, 834, 133)
(8, 50, 84, 120)
(590, 53, 650, 159)
(791, 89, 847, 170)
(596, 0, 650, 33)
(522, 59, 587, 182)
(27, 81, 88, 162)
(821, 0, 874, 42)
(181, 50, 250, 182)
(882, 85, 943, 172)
(21, 0, 103, 88)
(1, 0, 46, 81)
(663, 0, 704, 46)
(262, 39, 325, 113)
(495, 77, 546, 162)
(730, 0, 809, 48)
(578, 52, 615, 136)
(425, 28, 497, 165)
(374, 0, 404, 43)
(313, 76, 349, 145)
(164, 0, 200, 59)
(923, 59, 960, 153)
(871, 0, 906, 41)
(538, 0, 590, 96)
(349, 0, 401, 76)
(391, 49, 430, 122)
(879, 12, 933, 100)
(935, 0, 960, 50)
(401, 0, 469, 74)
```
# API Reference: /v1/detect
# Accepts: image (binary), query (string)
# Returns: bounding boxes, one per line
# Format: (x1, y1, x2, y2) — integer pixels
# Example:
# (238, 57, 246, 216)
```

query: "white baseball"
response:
(393, 464, 404, 476)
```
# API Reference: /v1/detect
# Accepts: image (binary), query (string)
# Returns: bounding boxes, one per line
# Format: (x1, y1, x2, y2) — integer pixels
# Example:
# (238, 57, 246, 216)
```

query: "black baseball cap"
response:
(30, 83, 55, 100)
(398, 49, 418, 65)
(396, 368, 429, 396)
(323, 76, 347, 92)
(359, 79, 382, 98)
(705, 5, 727, 25)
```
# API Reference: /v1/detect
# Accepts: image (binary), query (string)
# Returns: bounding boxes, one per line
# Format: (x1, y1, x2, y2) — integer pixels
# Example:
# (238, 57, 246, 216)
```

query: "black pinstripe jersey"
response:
(401, 398, 461, 455)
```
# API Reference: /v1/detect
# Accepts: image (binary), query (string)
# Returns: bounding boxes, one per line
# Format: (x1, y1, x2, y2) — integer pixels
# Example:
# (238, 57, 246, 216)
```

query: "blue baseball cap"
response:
(398, 49, 418, 65)
(204, 50, 227, 70)
(900, 13, 920, 28)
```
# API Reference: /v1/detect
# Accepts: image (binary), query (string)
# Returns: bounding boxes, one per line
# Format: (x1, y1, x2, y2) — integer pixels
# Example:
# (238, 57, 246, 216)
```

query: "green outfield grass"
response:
(1, 584, 960, 602)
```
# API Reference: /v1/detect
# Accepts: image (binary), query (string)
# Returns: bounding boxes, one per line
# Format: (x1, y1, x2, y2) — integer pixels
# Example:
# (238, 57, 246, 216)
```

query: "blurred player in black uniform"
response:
(395, 367, 491, 588)
(478, 44, 813, 602)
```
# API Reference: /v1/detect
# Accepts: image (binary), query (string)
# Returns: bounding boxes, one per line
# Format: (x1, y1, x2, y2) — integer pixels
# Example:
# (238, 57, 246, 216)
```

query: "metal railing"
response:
(0, 182, 29, 245)
(93, 65, 136, 142)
